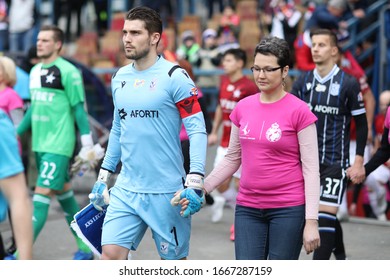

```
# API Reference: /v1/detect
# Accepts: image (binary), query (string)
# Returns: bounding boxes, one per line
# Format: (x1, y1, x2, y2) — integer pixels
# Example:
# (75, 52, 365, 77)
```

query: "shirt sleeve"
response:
(298, 123, 320, 220)
(73, 102, 90, 135)
(101, 85, 122, 172)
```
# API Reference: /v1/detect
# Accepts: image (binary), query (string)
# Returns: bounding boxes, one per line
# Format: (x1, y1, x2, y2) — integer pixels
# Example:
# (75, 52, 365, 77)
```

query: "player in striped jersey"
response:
(291, 28, 367, 260)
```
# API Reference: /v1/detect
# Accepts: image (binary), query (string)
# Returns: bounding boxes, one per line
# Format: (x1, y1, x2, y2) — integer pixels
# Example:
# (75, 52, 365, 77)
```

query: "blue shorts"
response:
(0, 112, 24, 180)
(101, 186, 191, 260)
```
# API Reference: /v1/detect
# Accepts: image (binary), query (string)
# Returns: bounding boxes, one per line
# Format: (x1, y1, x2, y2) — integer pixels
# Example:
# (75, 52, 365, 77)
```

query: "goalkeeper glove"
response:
(171, 173, 205, 218)
(89, 169, 111, 211)
(71, 134, 105, 176)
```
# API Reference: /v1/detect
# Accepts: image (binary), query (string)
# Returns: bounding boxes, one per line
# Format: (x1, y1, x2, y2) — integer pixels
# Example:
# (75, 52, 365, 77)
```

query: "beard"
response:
(125, 45, 150, 60)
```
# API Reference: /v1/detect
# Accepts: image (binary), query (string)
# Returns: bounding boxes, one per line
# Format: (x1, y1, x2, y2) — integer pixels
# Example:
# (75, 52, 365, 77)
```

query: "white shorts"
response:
(213, 146, 241, 179)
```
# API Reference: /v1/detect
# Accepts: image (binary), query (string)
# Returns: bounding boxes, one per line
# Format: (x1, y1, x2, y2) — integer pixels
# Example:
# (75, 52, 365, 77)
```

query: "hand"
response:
(71, 134, 105, 176)
(303, 219, 320, 255)
(349, 203, 357, 216)
(346, 167, 366, 184)
(89, 169, 111, 211)
(171, 173, 205, 218)
(207, 133, 218, 146)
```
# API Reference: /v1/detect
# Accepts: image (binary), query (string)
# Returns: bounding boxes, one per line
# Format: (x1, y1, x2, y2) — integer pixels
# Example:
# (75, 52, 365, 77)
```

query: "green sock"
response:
(56, 190, 91, 253)
(32, 194, 51, 241)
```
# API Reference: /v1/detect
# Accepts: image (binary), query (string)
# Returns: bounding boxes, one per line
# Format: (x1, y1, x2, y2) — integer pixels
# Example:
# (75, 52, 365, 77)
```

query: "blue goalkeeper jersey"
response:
(102, 56, 207, 193)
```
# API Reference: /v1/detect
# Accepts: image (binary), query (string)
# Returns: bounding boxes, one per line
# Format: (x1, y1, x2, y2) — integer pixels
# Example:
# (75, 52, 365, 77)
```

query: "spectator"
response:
(217, 4, 240, 47)
(269, 0, 303, 67)
(8, 0, 36, 53)
(176, 30, 201, 67)
(304, 0, 348, 32)
(93, 0, 108, 37)
(205, 0, 226, 19)
(0, 0, 8, 52)
(197, 28, 221, 90)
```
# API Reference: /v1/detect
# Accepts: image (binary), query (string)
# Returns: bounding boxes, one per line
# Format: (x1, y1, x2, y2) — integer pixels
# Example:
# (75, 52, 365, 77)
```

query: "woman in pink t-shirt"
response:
(203, 36, 321, 259)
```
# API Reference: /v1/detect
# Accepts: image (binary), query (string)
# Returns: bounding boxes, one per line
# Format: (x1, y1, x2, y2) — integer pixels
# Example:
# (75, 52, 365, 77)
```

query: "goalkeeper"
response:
(16, 25, 103, 260)
(89, 6, 207, 260)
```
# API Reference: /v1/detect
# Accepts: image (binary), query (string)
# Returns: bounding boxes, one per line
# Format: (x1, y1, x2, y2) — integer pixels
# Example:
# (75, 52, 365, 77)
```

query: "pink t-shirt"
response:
(230, 93, 317, 209)
(0, 86, 24, 116)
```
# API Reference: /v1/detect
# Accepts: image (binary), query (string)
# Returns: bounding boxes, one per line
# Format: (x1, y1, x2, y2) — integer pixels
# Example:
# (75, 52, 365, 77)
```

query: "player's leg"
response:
(333, 218, 347, 259)
(101, 187, 147, 260)
(144, 192, 191, 260)
(31, 152, 55, 241)
(56, 181, 93, 259)
(314, 165, 347, 260)
(313, 210, 337, 260)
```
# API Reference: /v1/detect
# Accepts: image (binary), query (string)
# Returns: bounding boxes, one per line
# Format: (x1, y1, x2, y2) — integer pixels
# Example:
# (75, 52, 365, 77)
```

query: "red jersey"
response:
(218, 75, 258, 147)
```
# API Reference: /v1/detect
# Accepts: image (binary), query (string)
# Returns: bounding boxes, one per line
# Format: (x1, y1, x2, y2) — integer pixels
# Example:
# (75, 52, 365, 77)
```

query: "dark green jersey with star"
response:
(29, 57, 86, 157)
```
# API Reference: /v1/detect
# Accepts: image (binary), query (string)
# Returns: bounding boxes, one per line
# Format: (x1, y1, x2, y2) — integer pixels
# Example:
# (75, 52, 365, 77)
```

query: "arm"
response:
(16, 107, 32, 136)
(348, 114, 368, 182)
(204, 124, 241, 194)
(182, 111, 207, 175)
(363, 89, 376, 143)
(365, 127, 390, 177)
(71, 103, 104, 175)
(208, 104, 223, 146)
(299, 123, 320, 220)
(298, 123, 321, 254)
(73, 102, 90, 136)
(9, 108, 24, 127)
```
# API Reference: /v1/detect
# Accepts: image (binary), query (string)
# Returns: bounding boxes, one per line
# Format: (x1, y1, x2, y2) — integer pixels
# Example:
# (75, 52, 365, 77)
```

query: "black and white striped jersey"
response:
(291, 65, 366, 168)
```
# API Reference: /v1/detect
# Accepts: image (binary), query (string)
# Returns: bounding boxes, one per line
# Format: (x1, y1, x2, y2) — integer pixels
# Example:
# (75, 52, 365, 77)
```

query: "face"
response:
(252, 53, 286, 93)
(311, 34, 337, 65)
(122, 19, 159, 60)
(222, 54, 242, 75)
(36, 31, 61, 60)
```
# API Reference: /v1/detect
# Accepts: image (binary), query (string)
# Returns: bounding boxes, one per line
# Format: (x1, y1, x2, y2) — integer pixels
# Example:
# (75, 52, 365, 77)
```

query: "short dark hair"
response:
(254, 36, 290, 68)
(126, 6, 163, 36)
(310, 28, 338, 47)
(39, 25, 64, 51)
(223, 48, 247, 66)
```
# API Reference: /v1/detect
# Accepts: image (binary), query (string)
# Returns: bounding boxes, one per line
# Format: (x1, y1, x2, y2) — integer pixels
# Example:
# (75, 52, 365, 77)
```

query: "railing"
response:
(341, 0, 388, 100)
